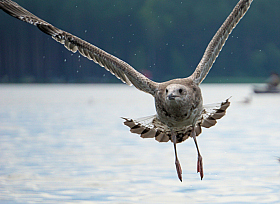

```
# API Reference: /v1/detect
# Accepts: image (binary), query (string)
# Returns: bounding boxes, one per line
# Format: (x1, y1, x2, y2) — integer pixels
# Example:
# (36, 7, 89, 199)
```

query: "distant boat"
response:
(253, 85, 280, 94)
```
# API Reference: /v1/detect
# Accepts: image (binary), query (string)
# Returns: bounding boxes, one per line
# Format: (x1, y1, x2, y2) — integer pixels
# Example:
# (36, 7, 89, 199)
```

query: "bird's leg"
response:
(191, 128, 203, 180)
(171, 132, 182, 182)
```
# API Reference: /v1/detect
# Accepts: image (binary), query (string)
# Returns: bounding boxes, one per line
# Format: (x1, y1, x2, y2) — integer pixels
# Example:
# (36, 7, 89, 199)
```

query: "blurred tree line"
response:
(0, 0, 280, 83)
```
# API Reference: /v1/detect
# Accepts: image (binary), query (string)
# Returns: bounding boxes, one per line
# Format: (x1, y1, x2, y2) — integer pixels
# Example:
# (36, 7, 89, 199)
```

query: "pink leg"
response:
(172, 134, 182, 182)
(191, 128, 204, 180)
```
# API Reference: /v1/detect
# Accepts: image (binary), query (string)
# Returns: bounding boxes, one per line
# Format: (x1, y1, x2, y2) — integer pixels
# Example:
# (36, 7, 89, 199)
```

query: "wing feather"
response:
(0, 0, 158, 95)
(190, 0, 253, 84)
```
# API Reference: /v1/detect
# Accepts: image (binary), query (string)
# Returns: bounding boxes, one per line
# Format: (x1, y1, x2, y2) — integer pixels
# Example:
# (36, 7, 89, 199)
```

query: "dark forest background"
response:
(0, 0, 280, 83)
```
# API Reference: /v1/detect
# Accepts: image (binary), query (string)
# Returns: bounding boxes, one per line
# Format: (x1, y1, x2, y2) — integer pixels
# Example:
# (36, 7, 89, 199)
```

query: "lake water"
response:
(0, 84, 279, 203)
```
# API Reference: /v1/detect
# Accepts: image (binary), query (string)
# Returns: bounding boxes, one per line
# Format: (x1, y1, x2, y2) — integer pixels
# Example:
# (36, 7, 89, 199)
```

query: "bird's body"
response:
(0, 0, 253, 181)
(156, 79, 203, 128)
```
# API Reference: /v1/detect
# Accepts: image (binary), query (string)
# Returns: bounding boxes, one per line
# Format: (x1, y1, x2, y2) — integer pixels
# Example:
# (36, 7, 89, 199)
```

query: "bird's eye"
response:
(166, 89, 168, 94)
(179, 89, 183, 94)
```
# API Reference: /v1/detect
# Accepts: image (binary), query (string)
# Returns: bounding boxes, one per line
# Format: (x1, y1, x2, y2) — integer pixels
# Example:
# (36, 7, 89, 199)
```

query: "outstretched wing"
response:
(190, 0, 253, 85)
(0, 0, 158, 95)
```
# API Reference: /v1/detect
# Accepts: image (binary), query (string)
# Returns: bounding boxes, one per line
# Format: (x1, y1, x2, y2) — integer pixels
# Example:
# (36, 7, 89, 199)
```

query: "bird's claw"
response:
(197, 155, 203, 180)
(175, 159, 182, 182)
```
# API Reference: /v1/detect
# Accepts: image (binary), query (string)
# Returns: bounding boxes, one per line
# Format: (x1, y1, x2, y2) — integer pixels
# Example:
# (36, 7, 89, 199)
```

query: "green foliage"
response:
(1, 0, 280, 83)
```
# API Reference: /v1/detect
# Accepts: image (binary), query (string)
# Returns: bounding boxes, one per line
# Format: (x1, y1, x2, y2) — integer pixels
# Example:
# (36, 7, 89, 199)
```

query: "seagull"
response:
(0, 0, 253, 181)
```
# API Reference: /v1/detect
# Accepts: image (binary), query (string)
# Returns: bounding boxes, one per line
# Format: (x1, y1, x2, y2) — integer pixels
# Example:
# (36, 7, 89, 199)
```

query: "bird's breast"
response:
(155, 101, 202, 128)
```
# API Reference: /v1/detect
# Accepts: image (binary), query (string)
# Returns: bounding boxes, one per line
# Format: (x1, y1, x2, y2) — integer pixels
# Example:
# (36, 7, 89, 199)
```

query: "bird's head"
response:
(165, 84, 190, 104)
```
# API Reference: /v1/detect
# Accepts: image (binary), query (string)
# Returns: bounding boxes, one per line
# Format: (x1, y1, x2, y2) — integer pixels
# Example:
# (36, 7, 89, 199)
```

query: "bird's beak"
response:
(168, 94, 178, 100)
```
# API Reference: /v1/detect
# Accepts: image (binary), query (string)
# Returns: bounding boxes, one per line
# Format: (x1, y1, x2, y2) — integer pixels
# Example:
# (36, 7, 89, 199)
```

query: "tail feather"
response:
(200, 98, 231, 128)
(141, 128, 157, 138)
(155, 133, 170, 142)
(122, 116, 171, 143)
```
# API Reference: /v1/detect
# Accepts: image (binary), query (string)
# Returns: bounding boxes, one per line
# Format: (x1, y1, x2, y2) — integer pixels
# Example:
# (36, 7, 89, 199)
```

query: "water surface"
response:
(0, 84, 279, 203)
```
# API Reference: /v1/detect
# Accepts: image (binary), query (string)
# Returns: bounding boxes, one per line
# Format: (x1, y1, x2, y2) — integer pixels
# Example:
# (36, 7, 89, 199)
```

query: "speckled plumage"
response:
(0, 0, 253, 181)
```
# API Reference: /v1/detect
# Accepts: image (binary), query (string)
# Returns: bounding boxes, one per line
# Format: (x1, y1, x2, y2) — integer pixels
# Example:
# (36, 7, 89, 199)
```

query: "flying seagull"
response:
(0, 0, 253, 181)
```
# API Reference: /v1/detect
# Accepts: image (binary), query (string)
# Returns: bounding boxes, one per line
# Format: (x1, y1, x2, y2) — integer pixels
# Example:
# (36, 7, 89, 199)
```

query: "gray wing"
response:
(0, 0, 158, 95)
(190, 0, 253, 85)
